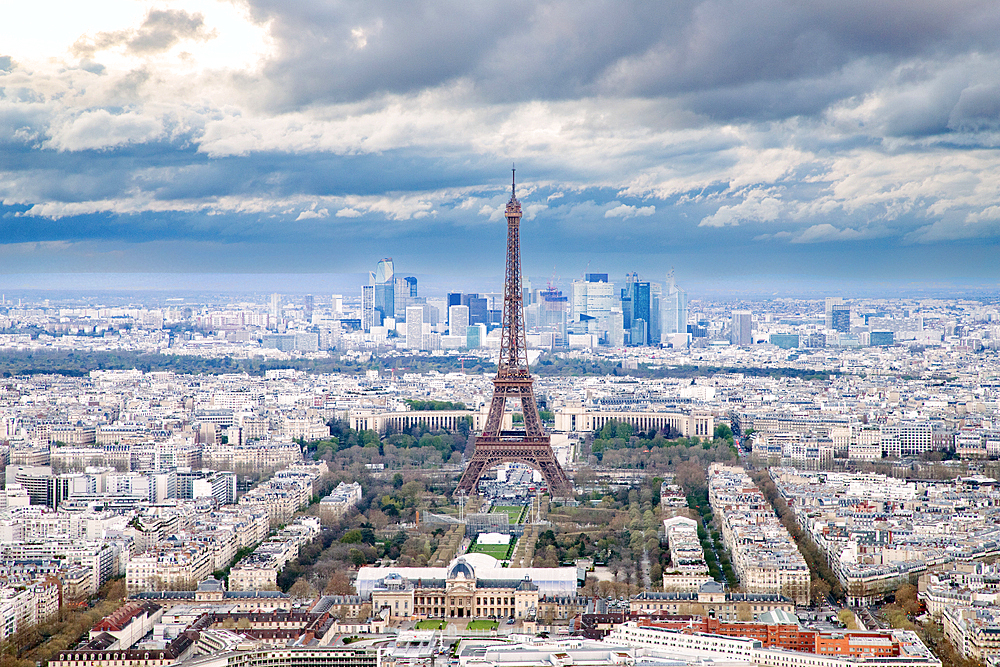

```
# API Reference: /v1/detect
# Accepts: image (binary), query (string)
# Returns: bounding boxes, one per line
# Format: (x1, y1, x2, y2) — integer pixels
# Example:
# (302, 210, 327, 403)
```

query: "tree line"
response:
(0, 349, 831, 381)
(751, 469, 843, 603)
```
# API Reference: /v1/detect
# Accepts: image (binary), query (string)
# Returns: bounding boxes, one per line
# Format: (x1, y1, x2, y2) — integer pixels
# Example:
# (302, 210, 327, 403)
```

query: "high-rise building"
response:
(467, 323, 485, 349)
(662, 270, 688, 338)
(870, 330, 894, 346)
(630, 319, 648, 348)
(406, 306, 424, 350)
(449, 305, 469, 338)
(304, 294, 314, 317)
(331, 294, 343, 316)
(362, 285, 376, 332)
(587, 280, 614, 321)
(571, 280, 588, 321)
(650, 281, 661, 345)
(446, 292, 462, 324)
(609, 309, 625, 347)
(570, 275, 614, 326)
(540, 287, 569, 346)
(392, 276, 418, 318)
(373, 258, 394, 323)
(462, 294, 488, 325)
(624, 280, 651, 345)
(270, 293, 280, 328)
(825, 297, 844, 330)
(731, 310, 753, 346)
(831, 305, 851, 333)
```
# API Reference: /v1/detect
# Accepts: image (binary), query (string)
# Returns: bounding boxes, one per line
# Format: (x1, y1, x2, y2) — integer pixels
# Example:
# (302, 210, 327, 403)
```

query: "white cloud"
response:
(604, 202, 655, 219)
(699, 188, 783, 227)
(791, 224, 866, 243)
(295, 208, 328, 220)
(335, 208, 362, 218)
(523, 203, 548, 220)
(45, 109, 163, 151)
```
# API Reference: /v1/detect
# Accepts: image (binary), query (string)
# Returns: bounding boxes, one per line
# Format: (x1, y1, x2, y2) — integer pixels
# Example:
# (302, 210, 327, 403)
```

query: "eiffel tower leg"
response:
(456, 452, 489, 493)
(534, 452, 573, 497)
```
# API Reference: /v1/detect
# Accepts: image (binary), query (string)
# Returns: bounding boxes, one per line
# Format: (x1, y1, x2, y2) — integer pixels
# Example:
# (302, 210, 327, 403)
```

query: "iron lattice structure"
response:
(456, 171, 573, 497)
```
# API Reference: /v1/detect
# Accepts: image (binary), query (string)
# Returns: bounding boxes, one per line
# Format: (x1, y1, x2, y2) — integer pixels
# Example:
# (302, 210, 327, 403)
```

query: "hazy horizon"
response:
(0, 272, 996, 302)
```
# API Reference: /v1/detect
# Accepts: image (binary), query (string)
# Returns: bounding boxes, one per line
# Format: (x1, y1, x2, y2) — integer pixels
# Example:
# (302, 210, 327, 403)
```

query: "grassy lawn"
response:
(467, 620, 498, 631)
(467, 540, 515, 560)
(415, 620, 447, 630)
(491, 505, 527, 523)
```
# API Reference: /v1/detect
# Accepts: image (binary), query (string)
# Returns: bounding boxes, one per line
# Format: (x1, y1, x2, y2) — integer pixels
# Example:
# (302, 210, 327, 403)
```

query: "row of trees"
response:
(0, 349, 381, 377)
(0, 578, 126, 667)
(880, 583, 983, 667)
(752, 470, 843, 603)
(404, 399, 467, 411)
(532, 356, 831, 381)
(684, 489, 738, 587)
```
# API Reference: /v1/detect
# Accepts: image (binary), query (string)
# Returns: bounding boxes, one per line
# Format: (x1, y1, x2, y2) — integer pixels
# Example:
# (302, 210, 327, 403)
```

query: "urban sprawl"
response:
(1, 268, 999, 667)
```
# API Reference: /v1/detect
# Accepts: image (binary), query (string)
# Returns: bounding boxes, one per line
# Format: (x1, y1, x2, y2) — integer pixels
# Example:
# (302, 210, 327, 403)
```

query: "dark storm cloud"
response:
(949, 84, 1000, 131)
(1, 138, 503, 208)
(248, 0, 1000, 119)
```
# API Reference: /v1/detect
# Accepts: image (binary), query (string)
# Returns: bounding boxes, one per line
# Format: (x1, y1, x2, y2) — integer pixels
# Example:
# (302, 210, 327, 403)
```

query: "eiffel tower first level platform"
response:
(455, 169, 574, 497)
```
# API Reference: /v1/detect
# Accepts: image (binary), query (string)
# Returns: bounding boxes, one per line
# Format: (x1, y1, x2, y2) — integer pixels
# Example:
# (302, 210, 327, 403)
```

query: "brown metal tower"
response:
(455, 170, 573, 497)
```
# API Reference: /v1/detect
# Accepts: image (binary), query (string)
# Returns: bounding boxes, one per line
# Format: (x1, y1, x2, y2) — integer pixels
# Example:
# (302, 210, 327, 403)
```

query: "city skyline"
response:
(2, 3, 1000, 284)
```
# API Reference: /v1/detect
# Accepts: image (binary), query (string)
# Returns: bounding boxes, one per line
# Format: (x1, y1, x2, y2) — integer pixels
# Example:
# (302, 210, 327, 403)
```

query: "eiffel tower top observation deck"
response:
(455, 169, 572, 496)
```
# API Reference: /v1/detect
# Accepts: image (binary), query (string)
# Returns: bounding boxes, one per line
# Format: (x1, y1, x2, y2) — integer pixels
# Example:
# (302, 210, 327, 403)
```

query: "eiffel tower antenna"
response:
(456, 169, 573, 497)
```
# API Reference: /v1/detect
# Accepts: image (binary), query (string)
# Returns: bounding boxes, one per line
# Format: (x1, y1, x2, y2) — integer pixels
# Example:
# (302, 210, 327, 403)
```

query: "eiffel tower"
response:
(456, 170, 573, 497)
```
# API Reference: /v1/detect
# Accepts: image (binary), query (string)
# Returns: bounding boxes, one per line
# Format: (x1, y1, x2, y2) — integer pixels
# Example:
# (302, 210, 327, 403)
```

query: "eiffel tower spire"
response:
(456, 170, 572, 497)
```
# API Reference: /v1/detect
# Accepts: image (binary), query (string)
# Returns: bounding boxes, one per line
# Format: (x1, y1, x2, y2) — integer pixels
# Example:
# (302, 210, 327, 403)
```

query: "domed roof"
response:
(448, 558, 475, 580)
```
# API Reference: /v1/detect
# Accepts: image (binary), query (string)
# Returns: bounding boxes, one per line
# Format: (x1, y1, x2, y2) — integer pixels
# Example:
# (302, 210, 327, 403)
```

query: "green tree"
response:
(714, 423, 733, 440)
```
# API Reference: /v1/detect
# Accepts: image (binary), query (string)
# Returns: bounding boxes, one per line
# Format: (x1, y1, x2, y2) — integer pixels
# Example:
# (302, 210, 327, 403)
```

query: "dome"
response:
(448, 558, 475, 580)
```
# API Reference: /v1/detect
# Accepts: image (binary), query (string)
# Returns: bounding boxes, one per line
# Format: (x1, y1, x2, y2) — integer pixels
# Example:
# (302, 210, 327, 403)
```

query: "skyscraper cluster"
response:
(358, 258, 691, 350)
(566, 271, 687, 348)
(362, 258, 420, 331)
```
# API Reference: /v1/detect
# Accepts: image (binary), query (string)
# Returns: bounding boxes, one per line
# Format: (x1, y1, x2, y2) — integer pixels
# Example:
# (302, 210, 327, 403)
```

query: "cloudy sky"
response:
(3, 0, 1000, 290)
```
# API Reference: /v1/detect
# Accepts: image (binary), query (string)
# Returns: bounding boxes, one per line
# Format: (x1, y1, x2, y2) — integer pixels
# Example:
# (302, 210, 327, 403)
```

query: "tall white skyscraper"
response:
(731, 310, 753, 346)
(449, 305, 469, 338)
(270, 293, 280, 329)
(571, 276, 615, 341)
(406, 306, 424, 350)
(661, 270, 688, 339)
(609, 309, 625, 347)
(571, 280, 589, 321)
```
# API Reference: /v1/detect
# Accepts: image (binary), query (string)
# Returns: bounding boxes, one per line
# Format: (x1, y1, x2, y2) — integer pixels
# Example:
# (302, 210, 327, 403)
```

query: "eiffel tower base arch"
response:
(456, 435, 573, 497)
